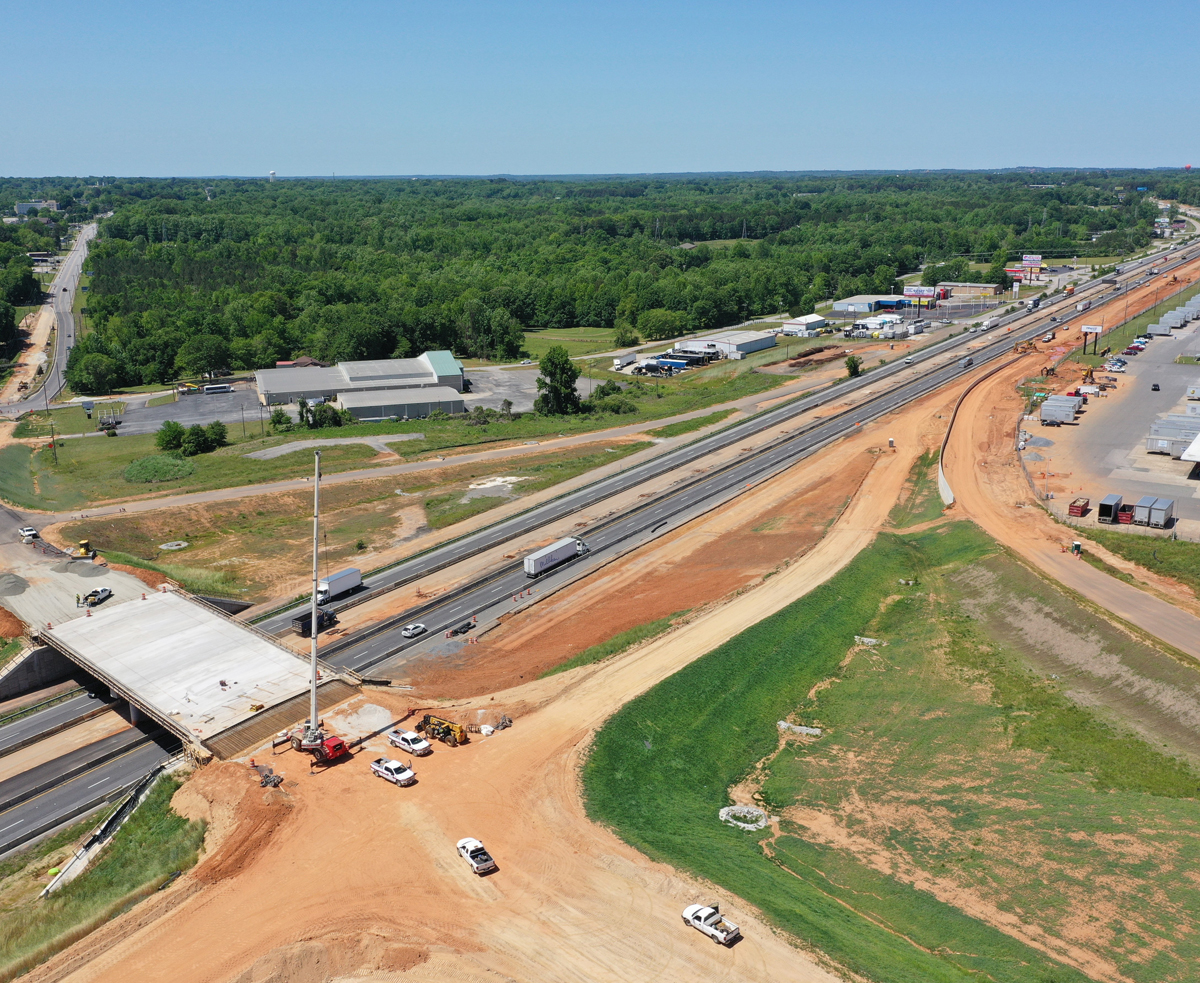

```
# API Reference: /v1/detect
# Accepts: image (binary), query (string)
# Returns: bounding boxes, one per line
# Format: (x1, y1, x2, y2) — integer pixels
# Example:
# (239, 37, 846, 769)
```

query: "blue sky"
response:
(3, 0, 1196, 177)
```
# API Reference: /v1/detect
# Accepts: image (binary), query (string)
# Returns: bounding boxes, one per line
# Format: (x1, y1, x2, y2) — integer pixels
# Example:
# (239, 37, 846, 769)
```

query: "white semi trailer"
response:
(317, 568, 362, 604)
(523, 537, 588, 578)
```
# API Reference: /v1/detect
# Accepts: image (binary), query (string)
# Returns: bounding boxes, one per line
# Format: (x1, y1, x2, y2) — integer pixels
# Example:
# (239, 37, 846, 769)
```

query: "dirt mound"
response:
(0, 605, 26, 637)
(228, 929, 427, 983)
(173, 761, 296, 885)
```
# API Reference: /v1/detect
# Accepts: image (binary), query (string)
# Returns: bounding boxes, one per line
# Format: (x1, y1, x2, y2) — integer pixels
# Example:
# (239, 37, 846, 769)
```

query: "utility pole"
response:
(240, 405, 246, 438)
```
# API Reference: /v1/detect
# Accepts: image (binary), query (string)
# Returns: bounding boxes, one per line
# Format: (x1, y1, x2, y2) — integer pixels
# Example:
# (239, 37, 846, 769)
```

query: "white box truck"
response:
(1075, 299, 1091, 312)
(613, 352, 638, 371)
(524, 537, 588, 578)
(1133, 495, 1158, 525)
(317, 568, 362, 604)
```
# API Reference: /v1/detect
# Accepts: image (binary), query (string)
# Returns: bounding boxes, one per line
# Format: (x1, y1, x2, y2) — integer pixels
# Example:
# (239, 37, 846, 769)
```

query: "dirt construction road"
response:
(941, 355, 1200, 663)
(27, 393, 941, 983)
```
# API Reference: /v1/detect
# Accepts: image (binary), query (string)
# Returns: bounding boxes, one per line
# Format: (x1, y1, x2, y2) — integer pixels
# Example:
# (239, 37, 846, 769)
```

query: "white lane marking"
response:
(0, 820, 25, 832)
(88, 778, 111, 789)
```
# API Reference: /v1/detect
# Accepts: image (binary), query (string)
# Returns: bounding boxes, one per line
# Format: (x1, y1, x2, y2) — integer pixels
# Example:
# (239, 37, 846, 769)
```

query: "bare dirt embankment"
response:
(22, 388, 952, 983)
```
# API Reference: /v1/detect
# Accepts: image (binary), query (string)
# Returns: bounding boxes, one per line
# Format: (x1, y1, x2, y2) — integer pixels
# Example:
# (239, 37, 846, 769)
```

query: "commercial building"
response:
(780, 314, 826, 335)
(937, 282, 1004, 298)
(13, 200, 59, 215)
(254, 350, 466, 405)
(335, 387, 465, 421)
(832, 294, 908, 313)
(702, 330, 777, 358)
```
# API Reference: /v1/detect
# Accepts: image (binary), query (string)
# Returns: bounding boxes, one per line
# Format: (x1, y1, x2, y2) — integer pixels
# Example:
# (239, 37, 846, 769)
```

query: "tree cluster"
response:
(155, 419, 227, 456)
(16, 170, 1176, 394)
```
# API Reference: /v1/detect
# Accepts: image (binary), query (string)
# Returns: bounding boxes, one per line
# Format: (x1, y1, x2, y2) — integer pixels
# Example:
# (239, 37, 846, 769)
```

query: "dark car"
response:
(449, 621, 475, 636)
(1151, 383, 1161, 391)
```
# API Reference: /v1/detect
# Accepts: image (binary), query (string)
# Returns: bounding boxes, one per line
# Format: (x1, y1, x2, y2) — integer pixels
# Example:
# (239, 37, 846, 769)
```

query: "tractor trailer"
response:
(316, 568, 362, 604)
(523, 537, 588, 578)
(1076, 299, 1091, 312)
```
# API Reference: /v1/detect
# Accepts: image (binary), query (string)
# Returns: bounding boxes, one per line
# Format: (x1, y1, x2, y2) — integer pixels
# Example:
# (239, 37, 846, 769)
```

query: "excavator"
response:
(1081, 366, 1095, 384)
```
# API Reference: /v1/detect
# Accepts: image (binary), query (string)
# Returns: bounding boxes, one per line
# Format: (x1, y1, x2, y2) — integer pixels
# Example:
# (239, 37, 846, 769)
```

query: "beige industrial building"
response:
(254, 350, 466, 405)
(334, 386, 465, 421)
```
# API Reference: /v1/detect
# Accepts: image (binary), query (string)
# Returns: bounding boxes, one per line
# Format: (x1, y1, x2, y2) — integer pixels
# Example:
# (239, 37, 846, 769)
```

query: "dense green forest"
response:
(0, 170, 1192, 392)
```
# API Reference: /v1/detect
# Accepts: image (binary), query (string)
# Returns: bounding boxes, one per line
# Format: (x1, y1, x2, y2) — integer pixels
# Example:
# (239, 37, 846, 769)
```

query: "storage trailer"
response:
(1133, 495, 1158, 525)
(1040, 402, 1076, 425)
(1097, 494, 1122, 524)
(1149, 498, 1175, 529)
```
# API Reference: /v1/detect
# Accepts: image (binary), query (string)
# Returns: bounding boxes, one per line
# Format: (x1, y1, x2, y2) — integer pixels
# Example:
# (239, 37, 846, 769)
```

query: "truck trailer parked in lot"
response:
(1149, 498, 1175, 528)
(1097, 494, 1123, 524)
(316, 568, 362, 604)
(682, 904, 742, 945)
(523, 537, 589, 578)
(1133, 495, 1159, 525)
(1040, 402, 1076, 425)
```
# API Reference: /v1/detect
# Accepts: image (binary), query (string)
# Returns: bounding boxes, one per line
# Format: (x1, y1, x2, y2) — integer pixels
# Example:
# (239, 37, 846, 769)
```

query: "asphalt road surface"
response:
(0, 692, 110, 755)
(0, 738, 176, 857)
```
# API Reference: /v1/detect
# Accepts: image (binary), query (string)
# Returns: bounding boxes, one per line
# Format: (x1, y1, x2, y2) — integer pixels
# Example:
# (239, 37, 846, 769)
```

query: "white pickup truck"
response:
(682, 903, 741, 945)
(369, 757, 416, 787)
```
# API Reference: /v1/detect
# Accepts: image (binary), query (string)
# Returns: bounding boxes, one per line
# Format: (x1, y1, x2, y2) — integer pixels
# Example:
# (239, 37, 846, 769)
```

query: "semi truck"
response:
(1075, 299, 1091, 312)
(292, 608, 338, 637)
(612, 352, 638, 371)
(316, 568, 362, 604)
(523, 537, 589, 578)
(1026, 297, 1041, 311)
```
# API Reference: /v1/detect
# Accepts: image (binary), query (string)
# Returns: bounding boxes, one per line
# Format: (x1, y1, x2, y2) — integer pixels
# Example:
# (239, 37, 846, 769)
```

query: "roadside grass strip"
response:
(586, 522, 1200, 983)
(541, 611, 688, 678)
(887, 448, 944, 528)
(0, 776, 205, 981)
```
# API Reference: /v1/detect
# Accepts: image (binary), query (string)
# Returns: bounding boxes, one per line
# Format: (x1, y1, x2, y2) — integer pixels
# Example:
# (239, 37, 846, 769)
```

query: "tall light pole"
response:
(306, 450, 322, 742)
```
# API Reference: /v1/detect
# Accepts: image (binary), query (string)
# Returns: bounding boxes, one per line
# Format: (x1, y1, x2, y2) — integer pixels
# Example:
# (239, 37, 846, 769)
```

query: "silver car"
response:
(401, 623, 427, 638)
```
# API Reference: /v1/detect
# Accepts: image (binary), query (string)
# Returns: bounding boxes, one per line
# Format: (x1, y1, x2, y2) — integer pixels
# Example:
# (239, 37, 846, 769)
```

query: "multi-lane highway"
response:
(0, 234, 1195, 858)
(279, 239, 1200, 674)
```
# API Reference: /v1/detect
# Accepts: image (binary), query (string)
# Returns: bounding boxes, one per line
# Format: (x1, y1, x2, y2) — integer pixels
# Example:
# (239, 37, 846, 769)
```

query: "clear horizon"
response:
(3, 0, 1197, 177)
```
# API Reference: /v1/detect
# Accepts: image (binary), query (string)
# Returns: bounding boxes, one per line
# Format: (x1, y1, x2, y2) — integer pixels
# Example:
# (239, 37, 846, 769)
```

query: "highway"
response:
(1, 223, 96, 415)
(279, 240, 1200, 674)
(1, 235, 1195, 859)
(0, 739, 176, 857)
(0, 692, 109, 756)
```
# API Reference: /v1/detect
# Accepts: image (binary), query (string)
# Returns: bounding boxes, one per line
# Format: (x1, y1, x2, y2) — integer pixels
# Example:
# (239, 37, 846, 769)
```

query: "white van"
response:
(203, 384, 233, 394)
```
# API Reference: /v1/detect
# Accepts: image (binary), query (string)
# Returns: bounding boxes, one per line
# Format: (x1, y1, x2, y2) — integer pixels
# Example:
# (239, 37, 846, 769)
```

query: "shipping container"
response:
(1097, 494, 1122, 524)
(1149, 498, 1175, 528)
(1133, 495, 1158, 525)
(1117, 504, 1135, 524)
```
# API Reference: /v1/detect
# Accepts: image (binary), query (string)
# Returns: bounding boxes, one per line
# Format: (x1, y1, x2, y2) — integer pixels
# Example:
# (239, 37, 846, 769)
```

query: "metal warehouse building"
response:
(703, 330, 777, 358)
(254, 351, 466, 405)
(832, 294, 908, 313)
(334, 387, 466, 421)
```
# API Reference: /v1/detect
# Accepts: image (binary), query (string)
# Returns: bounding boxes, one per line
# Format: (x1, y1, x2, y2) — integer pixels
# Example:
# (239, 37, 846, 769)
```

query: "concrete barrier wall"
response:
(0, 647, 77, 702)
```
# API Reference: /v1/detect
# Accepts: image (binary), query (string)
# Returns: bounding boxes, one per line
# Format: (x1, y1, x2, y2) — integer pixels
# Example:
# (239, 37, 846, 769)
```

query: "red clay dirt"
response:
(23, 387, 948, 983)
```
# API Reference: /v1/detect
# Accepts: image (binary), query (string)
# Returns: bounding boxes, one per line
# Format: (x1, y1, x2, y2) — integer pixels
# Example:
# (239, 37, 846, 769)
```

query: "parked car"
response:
(400, 623, 427, 638)
(1151, 383, 1161, 391)
(17, 526, 37, 539)
(387, 729, 433, 756)
(457, 837, 498, 874)
(369, 757, 416, 787)
(83, 587, 113, 606)
(449, 621, 474, 636)
(682, 903, 742, 945)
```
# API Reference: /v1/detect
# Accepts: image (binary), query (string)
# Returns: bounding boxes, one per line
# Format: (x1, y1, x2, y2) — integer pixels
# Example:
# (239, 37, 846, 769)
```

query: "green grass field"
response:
(522, 326, 622, 360)
(0, 776, 204, 980)
(2, 367, 789, 510)
(647, 409, 735, 439)
(146, 392, 176, 407)
(586, 522, 1200, 982)
(1083, 527, 1200, 595)
(887, 449, 943, 527)
(14, 403, 126, 439)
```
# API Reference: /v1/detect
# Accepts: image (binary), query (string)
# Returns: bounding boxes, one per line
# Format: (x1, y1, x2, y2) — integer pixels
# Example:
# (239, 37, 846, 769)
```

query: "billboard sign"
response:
(1080, 325, 1103, 334)
(903, 285, 936, 298)
(1022, 254, 1043, 268)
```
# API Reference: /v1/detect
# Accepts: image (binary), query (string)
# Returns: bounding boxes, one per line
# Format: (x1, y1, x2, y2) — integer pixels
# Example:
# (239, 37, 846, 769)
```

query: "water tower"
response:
(269, 170, 276, 182)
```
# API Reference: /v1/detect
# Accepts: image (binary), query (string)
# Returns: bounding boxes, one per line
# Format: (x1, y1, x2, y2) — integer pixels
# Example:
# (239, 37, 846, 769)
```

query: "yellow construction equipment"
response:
(1081, 366, 1095, 384)
(416, 713, 469, 747)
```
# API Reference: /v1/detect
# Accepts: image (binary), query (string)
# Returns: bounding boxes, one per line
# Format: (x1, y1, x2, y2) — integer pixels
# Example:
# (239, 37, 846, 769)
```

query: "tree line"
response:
(33, 170, 1182, 394)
